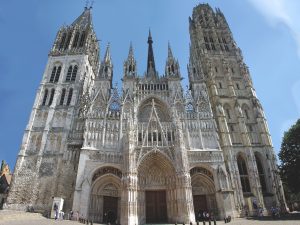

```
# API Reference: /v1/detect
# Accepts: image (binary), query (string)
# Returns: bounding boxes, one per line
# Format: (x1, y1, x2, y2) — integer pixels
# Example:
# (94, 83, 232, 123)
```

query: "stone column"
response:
(120, 173, 138, 225)
(175, 172, 195, 223)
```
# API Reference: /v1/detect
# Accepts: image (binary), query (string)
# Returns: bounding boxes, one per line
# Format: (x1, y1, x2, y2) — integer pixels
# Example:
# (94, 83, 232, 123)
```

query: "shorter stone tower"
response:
(7, 7, 99, 211)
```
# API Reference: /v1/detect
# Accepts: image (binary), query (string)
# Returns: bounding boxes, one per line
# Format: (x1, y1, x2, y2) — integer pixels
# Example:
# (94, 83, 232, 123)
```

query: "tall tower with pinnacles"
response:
(6, 3, 286, 224)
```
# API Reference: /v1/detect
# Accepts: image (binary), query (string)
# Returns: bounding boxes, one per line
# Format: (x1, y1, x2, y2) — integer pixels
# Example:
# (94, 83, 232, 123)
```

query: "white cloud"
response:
(247, 0, 300, 57)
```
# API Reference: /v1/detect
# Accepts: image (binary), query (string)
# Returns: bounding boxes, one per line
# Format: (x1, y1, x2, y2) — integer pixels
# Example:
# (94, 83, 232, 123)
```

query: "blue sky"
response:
(0, 0, 299, 170)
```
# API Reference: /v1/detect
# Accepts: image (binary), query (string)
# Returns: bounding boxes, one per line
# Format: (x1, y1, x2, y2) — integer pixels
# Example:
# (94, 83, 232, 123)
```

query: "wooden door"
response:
(146, 190, 167, 223)
(193, 195, 208, 220)
(103, 196, 118, 224)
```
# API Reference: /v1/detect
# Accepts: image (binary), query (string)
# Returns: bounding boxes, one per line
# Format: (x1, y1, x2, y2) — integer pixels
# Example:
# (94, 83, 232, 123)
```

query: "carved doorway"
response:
(88, 168, 122, 223)
(191, 167, 218, 219)
(193, 195, 208, 220)
(103, 196, 118, 224)
(146, 190, 167, 223)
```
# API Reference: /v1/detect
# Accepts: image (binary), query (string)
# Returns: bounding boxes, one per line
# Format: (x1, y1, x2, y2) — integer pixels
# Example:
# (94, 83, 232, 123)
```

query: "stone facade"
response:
(7, 4, 286, 225)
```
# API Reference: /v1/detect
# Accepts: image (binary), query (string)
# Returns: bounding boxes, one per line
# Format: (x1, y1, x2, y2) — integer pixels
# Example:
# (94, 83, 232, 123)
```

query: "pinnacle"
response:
(71, 7, 92, 28)
(168, 42, 174, 59)
(104, 43, 112, 63)
(128, 42, 134, 59)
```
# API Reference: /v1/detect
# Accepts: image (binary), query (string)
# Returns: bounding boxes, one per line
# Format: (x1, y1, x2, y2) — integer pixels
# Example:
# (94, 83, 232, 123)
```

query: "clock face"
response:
(110, 101, 120, 111)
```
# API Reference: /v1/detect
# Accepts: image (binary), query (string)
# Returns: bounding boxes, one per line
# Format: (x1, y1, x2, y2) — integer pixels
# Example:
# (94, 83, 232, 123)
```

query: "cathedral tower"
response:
(7, 7, 99, 211)
(189, 3, 287, 214)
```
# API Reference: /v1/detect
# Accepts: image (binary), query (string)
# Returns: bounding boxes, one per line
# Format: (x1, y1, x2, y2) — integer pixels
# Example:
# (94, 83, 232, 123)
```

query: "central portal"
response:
(146, 190, 167, 223)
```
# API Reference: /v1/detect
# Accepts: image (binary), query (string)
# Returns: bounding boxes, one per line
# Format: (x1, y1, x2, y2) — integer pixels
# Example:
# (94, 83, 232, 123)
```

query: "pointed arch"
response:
(79, 31, 86, 47)
(59, 32, 67, 50)
(237, 153, 251, 193)
(42, 89, 48, 106)
(67, 88, 73, 106)
(254, 152, 267, 193)
(66, 66, 73, 81)
(71, 65, 78, 81)
(72, 31, 80, 48)
(48, 89, 55, 106)
(59, 88, 66, 105)
(137, 97, 171, 122)
(54, 66, 62, 83)
(223, 103, 232, 120)
(50, 66, 57, 82)
(242, 103, 251, 120)
(64, 32, 72, 50)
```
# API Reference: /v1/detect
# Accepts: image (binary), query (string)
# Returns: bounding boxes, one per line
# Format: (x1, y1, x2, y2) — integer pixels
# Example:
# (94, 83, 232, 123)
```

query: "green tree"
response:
(279, 119, 300, 195)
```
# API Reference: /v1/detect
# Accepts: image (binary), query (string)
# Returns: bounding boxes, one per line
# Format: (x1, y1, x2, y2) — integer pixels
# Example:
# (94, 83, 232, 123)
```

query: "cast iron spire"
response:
(147, 30, 156, 75)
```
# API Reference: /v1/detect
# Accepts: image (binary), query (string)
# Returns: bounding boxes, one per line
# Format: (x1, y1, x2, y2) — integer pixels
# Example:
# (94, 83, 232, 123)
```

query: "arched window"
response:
(237, 154, 251, 193)
(242, 104, 251, 120)
(244, 109, 249, 119)
(42, 89, 48, 106)
(129, 65, 132, 72)
(72, 32, 80, 48)
(59, 89, 66, 105)
(71, 65, 78, 81)
(79, 31, 86, 47)
(54, 66, 62, 83)
(66, 66, 72, 82)
(225, 108, 231, 119)
(67, 88, 73, 106)
(64, 32, 72, 50)
(255, 153, 267, 193)
(59, 33, 66, 50)
(50, 67, 57, 82)
(48, 89, 55, 106)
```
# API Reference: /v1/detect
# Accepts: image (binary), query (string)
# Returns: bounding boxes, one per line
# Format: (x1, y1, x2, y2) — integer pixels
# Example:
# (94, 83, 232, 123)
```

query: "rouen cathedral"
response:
(6, 3, 286, 225)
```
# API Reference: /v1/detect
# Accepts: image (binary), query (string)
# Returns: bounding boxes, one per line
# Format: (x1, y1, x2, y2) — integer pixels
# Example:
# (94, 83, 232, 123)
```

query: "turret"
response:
(98, 43, 113, 89)
(50, 7, 100, 73)
(165, 43, 181, 78)
(123, 43, 137, 78)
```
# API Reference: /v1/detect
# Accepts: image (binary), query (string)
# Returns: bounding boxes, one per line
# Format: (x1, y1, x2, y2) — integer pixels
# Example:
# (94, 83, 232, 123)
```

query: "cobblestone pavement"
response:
(1, 219, 300, 225)
(0, 211, 299, 225)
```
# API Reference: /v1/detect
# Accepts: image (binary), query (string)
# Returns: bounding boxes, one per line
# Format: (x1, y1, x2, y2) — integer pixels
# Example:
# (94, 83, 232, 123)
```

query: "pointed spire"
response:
(128, 41, 134, 60)
(168, 42, 174, 59)
(147, 29, 156, 76)
(104, 43, 112, 65)
(165, 42, 181, 78)
(124, 42, 136, 78)
(71, 7, 92, 28)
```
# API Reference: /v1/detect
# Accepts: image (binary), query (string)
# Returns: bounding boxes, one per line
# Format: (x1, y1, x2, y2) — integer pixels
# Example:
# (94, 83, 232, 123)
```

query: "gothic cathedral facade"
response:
(7, 3, 286, 224)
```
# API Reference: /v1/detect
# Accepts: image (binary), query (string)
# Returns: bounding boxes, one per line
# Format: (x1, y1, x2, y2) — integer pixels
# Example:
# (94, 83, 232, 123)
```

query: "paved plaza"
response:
(0, 211, 299, 225)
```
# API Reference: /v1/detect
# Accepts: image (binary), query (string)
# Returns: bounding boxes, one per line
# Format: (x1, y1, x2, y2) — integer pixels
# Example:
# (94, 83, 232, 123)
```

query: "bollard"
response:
(197, 221, 199, 225)
(213, 218, 216, 225)
(203, 221, 205, 225)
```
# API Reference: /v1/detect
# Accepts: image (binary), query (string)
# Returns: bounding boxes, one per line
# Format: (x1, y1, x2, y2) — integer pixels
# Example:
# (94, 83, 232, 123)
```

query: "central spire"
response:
(147, 30, 157, 76)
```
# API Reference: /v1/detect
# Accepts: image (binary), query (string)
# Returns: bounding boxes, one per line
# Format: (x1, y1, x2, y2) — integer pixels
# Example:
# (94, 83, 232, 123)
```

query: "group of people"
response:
(197, 211, 215, 221)
(270, 206, 281, 219)
(53, 203, 79, 220)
